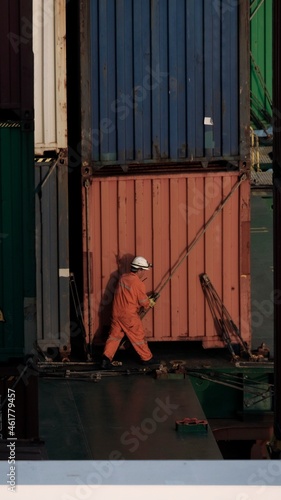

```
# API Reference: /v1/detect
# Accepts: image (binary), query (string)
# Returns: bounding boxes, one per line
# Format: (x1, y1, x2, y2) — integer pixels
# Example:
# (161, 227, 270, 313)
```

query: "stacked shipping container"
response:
(33, 0, 70, 356)
(0, 1, 36, 361)
(82, 170, 251, 347)
(0, 1, 39, 447)
(0, 123, 36, 360)
(81, 0, 249, 170)
(0, 1, 252, 355)
(80, 0, 251, 348)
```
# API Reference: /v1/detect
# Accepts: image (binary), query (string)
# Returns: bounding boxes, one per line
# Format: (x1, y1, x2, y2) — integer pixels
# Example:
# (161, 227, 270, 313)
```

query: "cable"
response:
(141, 174, 247, 318)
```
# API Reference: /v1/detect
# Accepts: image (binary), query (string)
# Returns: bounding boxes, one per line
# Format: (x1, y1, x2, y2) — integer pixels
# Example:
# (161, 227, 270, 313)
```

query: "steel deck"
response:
(39, 375, 222, 460)
(36, 190, 273, 461)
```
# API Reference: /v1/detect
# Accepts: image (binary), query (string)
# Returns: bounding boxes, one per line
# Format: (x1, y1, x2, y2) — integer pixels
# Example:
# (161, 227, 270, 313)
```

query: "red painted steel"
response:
(82, 172, 251, 348)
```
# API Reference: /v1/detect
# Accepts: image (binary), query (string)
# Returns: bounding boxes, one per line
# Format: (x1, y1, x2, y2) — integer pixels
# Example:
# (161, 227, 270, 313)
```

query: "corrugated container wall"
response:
(82, 171, 251, 348)
(80, 0, 249, 169)
(0, 0, 33, 121)
(250, 0, 273, 129)
(0, 123, 36, 361)
(33, 0, 67, 154)
(35, 154, 70, 356)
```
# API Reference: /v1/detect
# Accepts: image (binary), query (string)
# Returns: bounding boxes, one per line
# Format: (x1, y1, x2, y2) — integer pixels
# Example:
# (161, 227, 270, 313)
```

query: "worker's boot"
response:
(101, 355, 111, 369)
(141, 357, 159, 366)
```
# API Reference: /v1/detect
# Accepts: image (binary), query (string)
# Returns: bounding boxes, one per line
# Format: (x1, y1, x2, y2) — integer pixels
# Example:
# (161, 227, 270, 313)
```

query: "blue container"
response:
(81, 0, 249, 169)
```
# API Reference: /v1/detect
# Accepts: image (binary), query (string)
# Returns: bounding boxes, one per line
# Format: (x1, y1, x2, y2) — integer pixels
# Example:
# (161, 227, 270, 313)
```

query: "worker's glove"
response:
(149, 297, 156, 308)
(148, 292, 159, 308)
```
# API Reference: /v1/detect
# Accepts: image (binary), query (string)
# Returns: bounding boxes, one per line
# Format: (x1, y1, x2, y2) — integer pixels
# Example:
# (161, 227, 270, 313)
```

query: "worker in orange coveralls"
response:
(101, 256, 156, 368)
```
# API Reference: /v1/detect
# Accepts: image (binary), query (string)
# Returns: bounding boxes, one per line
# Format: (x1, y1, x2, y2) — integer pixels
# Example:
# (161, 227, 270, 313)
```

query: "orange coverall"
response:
(103, 272, 153, 361)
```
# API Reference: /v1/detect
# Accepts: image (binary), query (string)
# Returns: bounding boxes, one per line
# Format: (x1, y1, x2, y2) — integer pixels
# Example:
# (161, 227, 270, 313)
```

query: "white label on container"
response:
(59, 268, 70, 277)
(204, 117, 214, 125)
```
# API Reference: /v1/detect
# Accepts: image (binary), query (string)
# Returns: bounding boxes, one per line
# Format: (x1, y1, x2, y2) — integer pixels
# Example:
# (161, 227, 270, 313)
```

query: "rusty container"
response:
(82, 171, 251, 349)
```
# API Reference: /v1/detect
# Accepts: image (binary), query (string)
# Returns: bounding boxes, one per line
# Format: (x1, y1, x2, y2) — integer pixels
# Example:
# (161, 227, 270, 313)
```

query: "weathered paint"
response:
(33, 0, 67, 153)
(0, 123, 36, 361)
(80, 0, 249, 168)
(0, 0, 33, 120)
(82, 171, 251, 348)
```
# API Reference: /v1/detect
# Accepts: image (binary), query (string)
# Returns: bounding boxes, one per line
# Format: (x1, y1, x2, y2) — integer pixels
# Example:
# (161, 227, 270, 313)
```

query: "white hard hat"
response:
(131, 256, 152, 270)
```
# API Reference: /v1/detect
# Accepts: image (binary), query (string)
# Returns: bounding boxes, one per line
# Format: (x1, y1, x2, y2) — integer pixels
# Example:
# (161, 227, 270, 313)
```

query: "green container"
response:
(0, 122, 36, 362)
(250, 0, 273, 130)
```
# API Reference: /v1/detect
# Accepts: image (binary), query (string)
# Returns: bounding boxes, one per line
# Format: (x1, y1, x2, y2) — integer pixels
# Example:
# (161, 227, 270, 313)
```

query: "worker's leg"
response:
(122, 317, 153, 361)
(103, 319, 125, 361)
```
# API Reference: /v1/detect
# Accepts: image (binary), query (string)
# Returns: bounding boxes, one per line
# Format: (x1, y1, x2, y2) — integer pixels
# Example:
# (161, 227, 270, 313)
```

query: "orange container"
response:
(82, 171, 251, 349)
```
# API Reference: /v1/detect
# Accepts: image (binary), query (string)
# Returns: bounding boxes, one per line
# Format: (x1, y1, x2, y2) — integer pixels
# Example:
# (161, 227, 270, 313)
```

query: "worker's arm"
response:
(137, 280, 151, 310)
(139, 293, 158, 310)
(139, 295, 150, 310)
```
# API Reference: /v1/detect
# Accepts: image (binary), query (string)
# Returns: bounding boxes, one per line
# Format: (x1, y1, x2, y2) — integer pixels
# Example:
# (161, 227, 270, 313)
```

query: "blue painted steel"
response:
(116, 0, 134, 160)
(186, 1, 204, 158)
(222, 2, 239, 155)
(89, 0, 241, 165)
(151, 0, 169, 160)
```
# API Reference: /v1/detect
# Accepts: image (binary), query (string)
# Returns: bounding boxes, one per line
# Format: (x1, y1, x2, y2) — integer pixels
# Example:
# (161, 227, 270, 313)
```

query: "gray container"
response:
(80, 0, 250, 171)
(35, 151, 70, 358)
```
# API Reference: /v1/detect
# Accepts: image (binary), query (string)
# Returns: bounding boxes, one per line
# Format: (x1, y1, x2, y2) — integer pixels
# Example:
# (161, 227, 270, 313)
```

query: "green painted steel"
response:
(0, 122, 36, 361)
(190, 366, 273, 419)
(250, 0, 273, 130)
